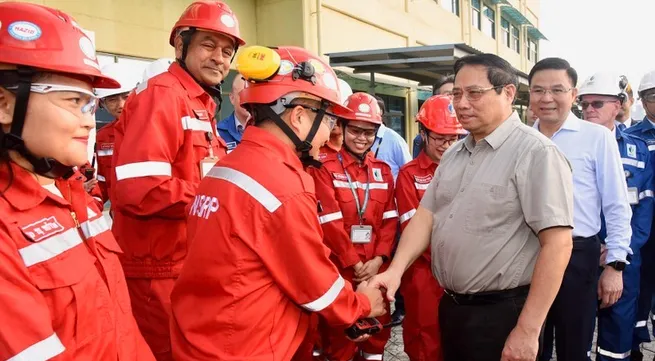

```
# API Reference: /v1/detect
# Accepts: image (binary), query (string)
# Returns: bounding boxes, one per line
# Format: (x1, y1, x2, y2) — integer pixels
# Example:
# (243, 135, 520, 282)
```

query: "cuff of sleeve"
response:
(357, 293, 372, 320)
(606, 249, 630, 265)
(530, 216, 574, 234)
(340, 251, 362, 269)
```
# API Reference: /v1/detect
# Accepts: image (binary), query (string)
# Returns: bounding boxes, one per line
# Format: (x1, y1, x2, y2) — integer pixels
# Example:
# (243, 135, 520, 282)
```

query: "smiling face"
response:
(344, 120, 378, 156)
(176, 30, 236, 86)
(529, 69, 577, 125)
(0, 73, 96, 168)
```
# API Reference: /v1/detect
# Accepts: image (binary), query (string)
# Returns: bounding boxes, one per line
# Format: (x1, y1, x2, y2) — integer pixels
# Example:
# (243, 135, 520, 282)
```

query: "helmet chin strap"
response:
(0, 68, 75, 179)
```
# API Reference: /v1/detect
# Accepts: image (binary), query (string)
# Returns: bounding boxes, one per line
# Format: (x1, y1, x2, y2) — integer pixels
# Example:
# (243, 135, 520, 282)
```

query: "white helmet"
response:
(94, 63, 140, 99)
(578, 71, 629, 104)
(338, 78, 353, 105)
(142, 58, 174, 83)
(638, 70, 655, 95)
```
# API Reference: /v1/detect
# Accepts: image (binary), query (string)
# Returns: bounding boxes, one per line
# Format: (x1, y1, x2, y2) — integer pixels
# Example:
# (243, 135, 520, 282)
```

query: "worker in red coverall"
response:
(110, 1, 243, 359)
(169, 45, 386, 361)
(93, 62, 138, 205)
(309, 91, 399, 361)
(0, 2, 155, 360)
(395, 95, 466, 361)
(318, 79, 353, 163)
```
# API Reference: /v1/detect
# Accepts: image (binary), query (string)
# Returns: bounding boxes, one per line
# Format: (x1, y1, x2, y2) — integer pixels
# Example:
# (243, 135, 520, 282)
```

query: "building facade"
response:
(19, 0, 544, 143)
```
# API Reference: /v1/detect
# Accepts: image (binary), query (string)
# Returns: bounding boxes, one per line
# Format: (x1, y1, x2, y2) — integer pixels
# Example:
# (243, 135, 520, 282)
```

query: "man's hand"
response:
(500, 324, 540, 361)
(354, 257, 384, 283)
(83, 179, 98, 193)
(356, 280, 386, 318)
(599, 245, 607, 266)
(598, 267, 623, 308)
(353, 261, 364, 274)
(367, 268, 402, 303)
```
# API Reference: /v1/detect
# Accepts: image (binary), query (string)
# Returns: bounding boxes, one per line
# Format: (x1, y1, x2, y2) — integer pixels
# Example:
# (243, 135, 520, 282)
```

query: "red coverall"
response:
(0, 162, 155, 361)
(94, 120, 117, 203)
(395, 151, 444, 361)
(309, 149, 398, 361)
(170, 126, 372, 360)
(111, 62, 227, 360)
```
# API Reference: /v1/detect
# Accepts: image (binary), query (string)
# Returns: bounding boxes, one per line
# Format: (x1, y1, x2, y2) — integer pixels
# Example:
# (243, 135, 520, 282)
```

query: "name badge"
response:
(351, 225, 373, 244)
(628, 186, 639, 205)
(200, 157, 219, 178)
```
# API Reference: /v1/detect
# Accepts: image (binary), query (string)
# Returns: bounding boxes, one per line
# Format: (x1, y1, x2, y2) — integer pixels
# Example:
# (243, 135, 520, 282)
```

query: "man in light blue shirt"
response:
(531, 59, 632, 361)
(370, 96, 412, 181)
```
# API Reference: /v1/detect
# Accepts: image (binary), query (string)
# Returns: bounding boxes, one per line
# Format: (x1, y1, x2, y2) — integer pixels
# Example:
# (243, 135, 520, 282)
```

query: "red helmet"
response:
(238, 46, 348, 112)
(334, 92, 383, 125)
(416, 95, 466, 135)
(169, 0, 245, 47)
(0, 2, 119, 88)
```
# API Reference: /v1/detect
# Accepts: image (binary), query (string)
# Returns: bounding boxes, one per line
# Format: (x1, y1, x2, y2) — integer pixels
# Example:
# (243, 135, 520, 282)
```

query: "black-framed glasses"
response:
(283, 103, 338, 130)
(345, 124, 378, 139)
(426, 133, 458, 145)
(580, 100, 616, 110)
(452, 85, 505, 102)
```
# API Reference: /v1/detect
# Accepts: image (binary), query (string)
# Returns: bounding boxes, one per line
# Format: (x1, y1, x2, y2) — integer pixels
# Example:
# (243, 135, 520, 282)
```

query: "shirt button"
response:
(449, 214, 453, 219)
(469, 161, 474, 165)
(460, 188, 465, 193)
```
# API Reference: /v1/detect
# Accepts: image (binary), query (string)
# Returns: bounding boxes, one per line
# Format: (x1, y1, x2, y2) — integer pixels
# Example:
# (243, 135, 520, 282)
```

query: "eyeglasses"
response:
(452, 86, 505, 102)
(580, 100, 616, 110)
(346, 124, 378, 139)
(283, 103, 339, 130)
(427, 133, 458, 145)
(529, 86, 572, 97)
(30, 83, 99, 114)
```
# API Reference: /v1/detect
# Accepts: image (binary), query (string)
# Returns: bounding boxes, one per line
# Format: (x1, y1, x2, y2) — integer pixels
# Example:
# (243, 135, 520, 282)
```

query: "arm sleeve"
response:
(419, 166, 442, 214)
(0, 228, 66, 361)
(515, 145, 575, 233)
(308, 166, 361, 269)
(260, 194, 371, 326)
(395, 169, 420, 233)
(631, 150, 654, 252)
(597, 132, 633, 262)
(113, 86, 198, 219)
(374, 171, 398, 259)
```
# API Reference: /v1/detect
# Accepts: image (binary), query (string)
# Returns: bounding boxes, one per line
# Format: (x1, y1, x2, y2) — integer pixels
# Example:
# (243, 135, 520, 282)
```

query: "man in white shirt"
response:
(530, 59, 633, 361)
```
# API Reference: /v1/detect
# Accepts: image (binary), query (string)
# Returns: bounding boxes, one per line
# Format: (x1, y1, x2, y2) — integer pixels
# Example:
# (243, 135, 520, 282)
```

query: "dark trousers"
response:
(540, 236, 600, 361)
(439, 285, 535, 361)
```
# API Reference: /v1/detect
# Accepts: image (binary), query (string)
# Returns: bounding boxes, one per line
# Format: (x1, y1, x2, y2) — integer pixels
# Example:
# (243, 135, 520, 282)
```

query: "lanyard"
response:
(337, 153, 369, 224)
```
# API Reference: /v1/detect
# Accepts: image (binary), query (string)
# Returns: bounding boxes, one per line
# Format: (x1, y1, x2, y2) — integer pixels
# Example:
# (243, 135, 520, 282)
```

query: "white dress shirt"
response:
(534, 112, 632, 263)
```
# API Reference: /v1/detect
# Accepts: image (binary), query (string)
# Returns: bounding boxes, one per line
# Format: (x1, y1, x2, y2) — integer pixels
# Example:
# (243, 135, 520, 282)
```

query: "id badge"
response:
(627, 186, 639, 205)
(200, 157, 219, 178)
(351, 225, 373, 244)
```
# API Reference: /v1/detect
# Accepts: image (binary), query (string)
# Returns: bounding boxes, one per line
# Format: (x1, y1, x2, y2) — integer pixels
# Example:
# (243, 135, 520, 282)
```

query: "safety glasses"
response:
(346, 124, 378, 139)
(283, 103, 339, 130)
(579, 100, 616, 110)
(30, 83, 99, 115)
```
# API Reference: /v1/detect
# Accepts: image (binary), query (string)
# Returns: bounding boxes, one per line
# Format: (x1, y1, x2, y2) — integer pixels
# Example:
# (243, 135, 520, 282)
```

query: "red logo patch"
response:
(21, 216, 65, 242)
(414, 174, 432, 184)
(332, 172, 348, 181)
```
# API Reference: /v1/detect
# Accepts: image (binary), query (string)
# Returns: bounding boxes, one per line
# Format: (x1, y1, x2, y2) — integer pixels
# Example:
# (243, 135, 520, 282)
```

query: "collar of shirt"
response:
(337, 148, 363, 170)
(375, 123, 387, 140)
(168, 62, 209, 100)
(239, 126, 304, 172)
(532, 111, 582, 137)
(459, 111, 521, 153)
(417, 150, 436, 170)
(234, 113, 245, 133)
(0, 162, 76, 211)
(622, 118, 632, 128)
(648, 118, 655, 130)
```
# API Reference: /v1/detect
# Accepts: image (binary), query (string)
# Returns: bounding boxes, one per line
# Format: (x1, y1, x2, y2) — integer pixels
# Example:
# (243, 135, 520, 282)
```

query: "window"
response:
(501, 18, 510, 48)
(527, 39, 538, 61)
(482, 5, 495, 38)
(511, 24, 520, 53)
(471, 0, 481, 30)
(440, 0, 460, 16)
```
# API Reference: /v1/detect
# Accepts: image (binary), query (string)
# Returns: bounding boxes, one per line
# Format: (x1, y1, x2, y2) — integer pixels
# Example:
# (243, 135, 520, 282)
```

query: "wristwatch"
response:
(606, 261, 626, 271)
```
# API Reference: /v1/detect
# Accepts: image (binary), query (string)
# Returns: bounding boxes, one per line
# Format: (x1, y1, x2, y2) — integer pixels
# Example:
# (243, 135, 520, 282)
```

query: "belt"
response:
(444, 285, 530, 305)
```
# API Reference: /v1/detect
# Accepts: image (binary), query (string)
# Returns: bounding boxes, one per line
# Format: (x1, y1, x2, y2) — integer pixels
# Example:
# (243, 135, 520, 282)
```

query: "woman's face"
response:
(343, 120, 378, 156)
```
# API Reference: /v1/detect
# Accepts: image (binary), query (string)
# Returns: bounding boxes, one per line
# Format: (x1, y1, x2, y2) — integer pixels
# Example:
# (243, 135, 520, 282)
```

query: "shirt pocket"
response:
(463, 182, 515, 235)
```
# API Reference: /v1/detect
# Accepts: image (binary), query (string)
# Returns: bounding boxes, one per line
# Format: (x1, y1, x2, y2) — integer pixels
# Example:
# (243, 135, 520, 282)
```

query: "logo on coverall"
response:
(189, 194, 220, 219)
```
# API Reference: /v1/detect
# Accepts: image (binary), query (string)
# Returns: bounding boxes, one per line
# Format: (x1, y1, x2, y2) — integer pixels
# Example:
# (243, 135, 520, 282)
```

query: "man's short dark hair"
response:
(373, 94, 386, 115)
(433, 75, 455, 95)
(528, 57, 578, 87)
(453, 54, 519, 93)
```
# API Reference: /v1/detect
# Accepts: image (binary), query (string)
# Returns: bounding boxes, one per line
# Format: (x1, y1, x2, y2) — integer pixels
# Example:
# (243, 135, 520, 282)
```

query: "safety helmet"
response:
(638, 70, 655, 96)
(578, 72, 629, 104)
(95, 63, 140, 99)
(169, 0, 245, 47)
(338, 78, 353, 105)
(236, 45, 347, 167)
(334, 92, 383, 125)
(0, 2, 119, 179)
(0, 2, 119, 89)
(416, 95, 466, 135)
(142, 58, 174, 83)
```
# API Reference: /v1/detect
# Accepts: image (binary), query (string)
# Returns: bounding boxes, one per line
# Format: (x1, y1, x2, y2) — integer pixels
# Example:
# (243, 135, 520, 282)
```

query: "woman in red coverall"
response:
(395, 95, 466, 361)
(310, 92, 399, 361)
(0, 3, 155, 361)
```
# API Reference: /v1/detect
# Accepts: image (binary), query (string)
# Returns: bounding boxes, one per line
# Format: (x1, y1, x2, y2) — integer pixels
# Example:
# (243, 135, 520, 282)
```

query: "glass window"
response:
(482, 5, 495, 39)
(527, 39, 538, 61)
(471, 0, 481, 30)
(501, 18, 510, 48)
(511, 24, 520, 53)
(440, 0, 460, 16)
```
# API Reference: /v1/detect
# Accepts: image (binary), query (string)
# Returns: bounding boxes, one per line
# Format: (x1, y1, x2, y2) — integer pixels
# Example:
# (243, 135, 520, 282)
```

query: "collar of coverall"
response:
(0, 161, 78, 211)
(417, 149, 436, 169)
(168, 62, 208, 100)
